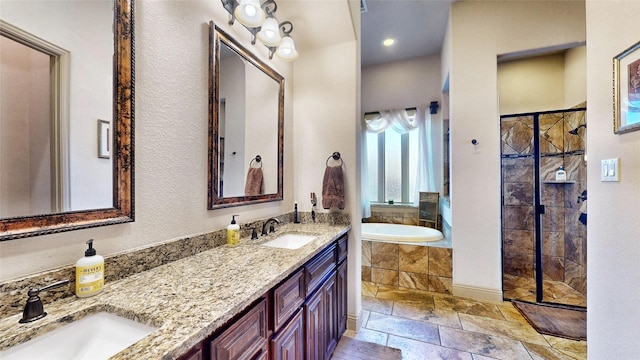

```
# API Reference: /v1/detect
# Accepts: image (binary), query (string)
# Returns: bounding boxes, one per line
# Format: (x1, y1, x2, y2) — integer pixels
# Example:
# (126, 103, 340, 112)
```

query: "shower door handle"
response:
(537, 204, 546, 215)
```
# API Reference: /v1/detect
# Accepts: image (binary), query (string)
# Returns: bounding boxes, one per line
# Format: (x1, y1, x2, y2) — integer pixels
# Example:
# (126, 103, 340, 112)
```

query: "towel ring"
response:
(250, 155, 262, 168)
(326, 152, 343, 166)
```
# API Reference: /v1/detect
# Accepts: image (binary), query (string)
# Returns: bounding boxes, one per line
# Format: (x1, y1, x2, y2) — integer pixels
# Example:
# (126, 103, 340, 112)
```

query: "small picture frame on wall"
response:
(98, 119, 111, 159)
(613, 40, 640, 134)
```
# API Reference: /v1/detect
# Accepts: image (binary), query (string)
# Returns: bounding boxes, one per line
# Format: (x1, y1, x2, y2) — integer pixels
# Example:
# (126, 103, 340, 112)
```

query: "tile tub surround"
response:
(362, 240, 453, 294)
(0, 221, 350, 359)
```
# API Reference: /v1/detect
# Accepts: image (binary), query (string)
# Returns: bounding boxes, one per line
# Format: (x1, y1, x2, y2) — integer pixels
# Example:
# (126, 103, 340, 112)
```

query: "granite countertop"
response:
(0, 222, 350, 359)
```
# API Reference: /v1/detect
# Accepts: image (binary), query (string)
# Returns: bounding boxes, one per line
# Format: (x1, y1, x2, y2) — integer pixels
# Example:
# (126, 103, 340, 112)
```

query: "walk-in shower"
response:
(500, 106, 587, 308)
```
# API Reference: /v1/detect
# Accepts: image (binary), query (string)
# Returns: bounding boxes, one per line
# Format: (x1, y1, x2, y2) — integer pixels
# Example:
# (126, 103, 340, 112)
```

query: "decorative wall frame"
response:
(613, 40, 640, 134)
(98, 119, 111, 158)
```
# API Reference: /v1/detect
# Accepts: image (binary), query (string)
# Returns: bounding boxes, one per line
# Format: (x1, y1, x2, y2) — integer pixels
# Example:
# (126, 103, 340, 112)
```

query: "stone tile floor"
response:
(342, 282, 587, 360)
(503, 275, 587, 308)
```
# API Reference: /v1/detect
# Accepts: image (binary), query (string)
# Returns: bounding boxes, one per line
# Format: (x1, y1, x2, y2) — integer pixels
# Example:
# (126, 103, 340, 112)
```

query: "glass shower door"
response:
(501, 108, 587, 308)
(537, 109, 587, 308)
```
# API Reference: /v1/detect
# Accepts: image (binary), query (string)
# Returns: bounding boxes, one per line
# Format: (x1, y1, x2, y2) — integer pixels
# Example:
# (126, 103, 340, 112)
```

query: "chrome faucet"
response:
(19, 279, 70, 323)
(261, 218, 280, 236)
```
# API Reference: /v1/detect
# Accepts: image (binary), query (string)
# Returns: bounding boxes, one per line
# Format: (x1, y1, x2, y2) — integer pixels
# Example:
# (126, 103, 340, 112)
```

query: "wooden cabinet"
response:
(270, 309, 304, 360)
(305, 244, 336, 295)
(272, 269, 305, 332)
(182, 234, 348, 360)
(178, 342, 204, 360)
(209, 298, 268, 360)
(336, 260, 348, 337)
(323, 272, 338, 360)
(304, 283, 326, 360)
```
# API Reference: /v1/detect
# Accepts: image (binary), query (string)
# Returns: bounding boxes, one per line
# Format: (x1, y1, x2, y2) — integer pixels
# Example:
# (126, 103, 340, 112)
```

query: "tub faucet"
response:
(19, 279, 70, 323)
(261, 218, 280, 236)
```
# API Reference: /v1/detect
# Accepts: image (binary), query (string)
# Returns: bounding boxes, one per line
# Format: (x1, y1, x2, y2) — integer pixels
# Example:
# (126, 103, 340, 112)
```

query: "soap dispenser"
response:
(75, 239, 104, 298)
(227, 215, 240, 247)
(555, 166, 567, 181)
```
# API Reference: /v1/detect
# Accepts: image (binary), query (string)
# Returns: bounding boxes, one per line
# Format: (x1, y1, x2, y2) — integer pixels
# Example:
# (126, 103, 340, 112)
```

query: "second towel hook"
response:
(250, 155, 262, 168)
(326, 152, 344, 166)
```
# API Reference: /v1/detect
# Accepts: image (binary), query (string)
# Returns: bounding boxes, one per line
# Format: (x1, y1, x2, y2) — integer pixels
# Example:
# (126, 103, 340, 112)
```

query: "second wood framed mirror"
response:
(208, 22, 284, 209)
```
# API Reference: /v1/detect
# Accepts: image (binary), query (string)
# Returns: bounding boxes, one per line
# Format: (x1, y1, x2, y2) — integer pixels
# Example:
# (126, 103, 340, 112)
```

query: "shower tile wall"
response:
(501, 109, 587, 299)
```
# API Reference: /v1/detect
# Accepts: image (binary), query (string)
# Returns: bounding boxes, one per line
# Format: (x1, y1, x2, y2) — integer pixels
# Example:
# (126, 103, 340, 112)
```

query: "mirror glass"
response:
(209, 23, 284, 209)
(0, 0, 134, 240)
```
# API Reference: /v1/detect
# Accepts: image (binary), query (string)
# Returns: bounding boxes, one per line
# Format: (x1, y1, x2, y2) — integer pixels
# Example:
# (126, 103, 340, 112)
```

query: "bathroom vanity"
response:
(0, 222, 350, 360)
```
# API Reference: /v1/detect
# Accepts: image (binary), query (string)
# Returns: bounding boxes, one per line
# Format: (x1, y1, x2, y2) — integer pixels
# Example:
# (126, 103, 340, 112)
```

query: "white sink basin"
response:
(261, 233, 317, 249)
(1, 312, 157, 360)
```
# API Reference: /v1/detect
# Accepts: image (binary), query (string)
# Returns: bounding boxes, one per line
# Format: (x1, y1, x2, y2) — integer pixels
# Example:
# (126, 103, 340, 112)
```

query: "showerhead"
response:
(568, 124, 587, 135)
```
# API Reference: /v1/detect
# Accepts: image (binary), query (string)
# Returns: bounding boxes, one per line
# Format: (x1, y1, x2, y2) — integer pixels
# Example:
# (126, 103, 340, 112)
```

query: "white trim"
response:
(346, 308, 363, 332)
(452, 284, 503, 303)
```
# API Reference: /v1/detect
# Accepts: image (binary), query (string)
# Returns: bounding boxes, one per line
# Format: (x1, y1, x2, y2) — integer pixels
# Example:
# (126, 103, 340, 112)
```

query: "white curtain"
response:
(361, 106, 436, 217)
(415, 109, 436, 201)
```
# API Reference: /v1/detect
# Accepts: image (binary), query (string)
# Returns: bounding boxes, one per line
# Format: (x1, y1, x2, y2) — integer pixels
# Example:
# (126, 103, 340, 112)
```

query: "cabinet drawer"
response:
(210, 298, 268, 360)
(337, 235, 348, 264)
(272, 269, 305, 332)
(305, 245, 336, 296)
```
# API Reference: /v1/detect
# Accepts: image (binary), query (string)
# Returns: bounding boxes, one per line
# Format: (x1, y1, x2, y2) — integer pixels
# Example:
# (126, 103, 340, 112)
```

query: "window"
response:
(365, 110, 419, 204)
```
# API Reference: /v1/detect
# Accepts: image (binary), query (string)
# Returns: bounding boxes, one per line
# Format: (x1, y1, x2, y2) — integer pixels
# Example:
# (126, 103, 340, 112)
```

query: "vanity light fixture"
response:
(256, 1, 281, 47)
(383, 38, 395, 46)
(234, 0, 265, 27)
(274, 21, 298, 61)
(221, 0, 298, 62)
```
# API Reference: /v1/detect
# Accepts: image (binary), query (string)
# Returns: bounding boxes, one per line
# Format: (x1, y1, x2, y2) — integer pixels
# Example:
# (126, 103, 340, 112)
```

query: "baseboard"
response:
(346, 309, 363, 332)
(452, 284, 503, 303)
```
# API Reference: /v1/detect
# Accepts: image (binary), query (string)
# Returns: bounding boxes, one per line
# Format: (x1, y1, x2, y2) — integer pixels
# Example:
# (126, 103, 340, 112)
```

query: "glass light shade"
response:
(256, 17, 282, 47)
(234, 0, 265, 28)
(275, 36, 298, 61)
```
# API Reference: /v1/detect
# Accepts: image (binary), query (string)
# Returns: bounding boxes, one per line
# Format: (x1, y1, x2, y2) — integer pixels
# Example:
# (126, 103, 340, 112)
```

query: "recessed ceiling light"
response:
(383, 38, 395, 47)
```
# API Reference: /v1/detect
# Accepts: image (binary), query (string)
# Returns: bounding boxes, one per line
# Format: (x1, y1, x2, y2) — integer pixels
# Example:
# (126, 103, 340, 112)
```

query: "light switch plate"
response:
(601, 158, 620, 182)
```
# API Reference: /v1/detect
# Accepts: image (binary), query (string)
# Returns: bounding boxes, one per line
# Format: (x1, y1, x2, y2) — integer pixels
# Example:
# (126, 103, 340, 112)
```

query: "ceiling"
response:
(361, 0, 455, 67)
(275, 0, 455, 67)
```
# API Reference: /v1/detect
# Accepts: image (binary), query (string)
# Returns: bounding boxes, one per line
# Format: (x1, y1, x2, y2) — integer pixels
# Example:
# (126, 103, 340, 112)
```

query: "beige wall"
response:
(586, 0, 640, 357)
(564, 45, 587, 108)
(497, 47, 586, 115)
(362, 55, 442, 113)
(292, 36, 360, 327)
(498, 53, 566, 115)
(448, 0, 586, 300)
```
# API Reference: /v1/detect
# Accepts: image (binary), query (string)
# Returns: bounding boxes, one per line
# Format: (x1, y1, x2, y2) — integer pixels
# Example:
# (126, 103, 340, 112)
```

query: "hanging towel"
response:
(245, 167, 264, 195)
(322, 165, 345, 210)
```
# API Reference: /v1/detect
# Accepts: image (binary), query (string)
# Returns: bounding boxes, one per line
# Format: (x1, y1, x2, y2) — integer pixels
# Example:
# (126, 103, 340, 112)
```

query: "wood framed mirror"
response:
(208, 22, 284, 209)
(0, 0, 134, 240)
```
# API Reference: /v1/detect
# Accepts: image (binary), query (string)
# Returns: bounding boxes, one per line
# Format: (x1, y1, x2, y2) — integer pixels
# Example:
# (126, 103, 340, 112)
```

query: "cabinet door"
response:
(304, 288, 325, 360)
(210, 298, 268, 360)
(178, 342, 204, 360)
(336, 260, 348, 338)
(270, 308, 304, 360)
(323, 272, 338, 360)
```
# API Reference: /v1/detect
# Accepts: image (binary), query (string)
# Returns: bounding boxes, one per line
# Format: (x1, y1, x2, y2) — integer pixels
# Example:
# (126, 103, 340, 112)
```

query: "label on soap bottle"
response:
(76, 263, 104, 295)
(227, 228, 240, 247)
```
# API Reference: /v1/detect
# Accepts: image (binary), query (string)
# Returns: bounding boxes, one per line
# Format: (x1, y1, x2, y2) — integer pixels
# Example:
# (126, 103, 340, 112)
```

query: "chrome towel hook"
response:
(326, 152, 344, 166)
(250, 155, 262, 168)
